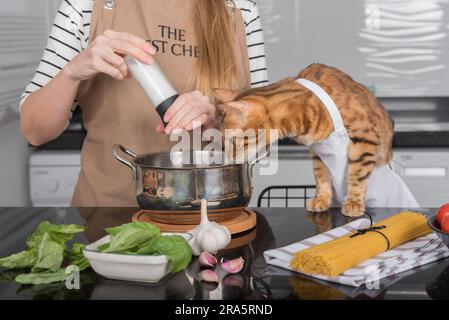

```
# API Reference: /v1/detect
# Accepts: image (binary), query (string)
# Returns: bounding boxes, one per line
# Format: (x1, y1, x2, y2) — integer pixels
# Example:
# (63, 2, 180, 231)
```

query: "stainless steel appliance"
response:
(112, 144, 258, 211)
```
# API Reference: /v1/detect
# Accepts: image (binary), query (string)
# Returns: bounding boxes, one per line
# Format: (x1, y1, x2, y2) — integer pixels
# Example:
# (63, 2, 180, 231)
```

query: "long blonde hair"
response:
(193, 0, 239, 101)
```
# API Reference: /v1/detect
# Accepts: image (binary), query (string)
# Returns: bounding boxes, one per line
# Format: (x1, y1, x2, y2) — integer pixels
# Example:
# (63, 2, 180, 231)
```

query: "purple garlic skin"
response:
(199, 252, 218, 268)
(222, 274, 245, 288)
(200, 281, 219, 291)
(221, 257, 245, 274)
(200, 270, 220, 283)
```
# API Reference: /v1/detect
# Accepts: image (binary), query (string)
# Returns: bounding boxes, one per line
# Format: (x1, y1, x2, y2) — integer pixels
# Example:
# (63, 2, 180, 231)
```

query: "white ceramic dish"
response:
(83, 233, 193, 283)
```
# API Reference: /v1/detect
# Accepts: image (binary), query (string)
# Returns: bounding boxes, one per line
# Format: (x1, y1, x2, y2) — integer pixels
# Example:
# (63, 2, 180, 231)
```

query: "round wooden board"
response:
(141, 207, 244, 225)
(224, 228, 257, 250)
(133, 208, 257, 235)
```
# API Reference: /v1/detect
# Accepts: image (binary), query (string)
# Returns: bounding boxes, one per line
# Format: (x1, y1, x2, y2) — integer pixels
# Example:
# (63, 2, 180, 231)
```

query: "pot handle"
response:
(112, 144, 138, 180)
(249, 145, 271, 179)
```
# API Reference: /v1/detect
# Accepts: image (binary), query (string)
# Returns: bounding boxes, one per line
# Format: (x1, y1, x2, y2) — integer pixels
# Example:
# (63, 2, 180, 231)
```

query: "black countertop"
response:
(0, 207, 448, 300)
(278, 132, 449, 149)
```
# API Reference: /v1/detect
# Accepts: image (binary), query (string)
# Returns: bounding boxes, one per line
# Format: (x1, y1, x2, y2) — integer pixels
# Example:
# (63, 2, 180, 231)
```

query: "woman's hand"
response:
(156, 91, 217, 134)
(63, 29, 155, 81)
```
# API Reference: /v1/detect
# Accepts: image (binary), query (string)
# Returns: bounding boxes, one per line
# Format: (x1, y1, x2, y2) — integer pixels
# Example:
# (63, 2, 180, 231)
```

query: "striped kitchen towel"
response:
(264, 218, 449, 287)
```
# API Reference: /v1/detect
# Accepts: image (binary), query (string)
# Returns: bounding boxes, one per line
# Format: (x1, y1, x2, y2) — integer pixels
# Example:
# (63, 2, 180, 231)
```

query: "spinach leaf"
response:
(26, 222, 84, 248)
(124, 238, 157, 255)
(16, 244, 92, 285)
(152, 235, 192, 273)
(16, 271, 97, 299)
(26, 221, 53, 248)
(102, 228, 158, 253)
(102, 222, 160, 253)
(15, 269, 68, 285)
(105, 222, 160, 237)
(65, 243, 90, 271)
(97, 243, 110, 252)
(0, 249, 36, 269)
(32, 233, 65, 273)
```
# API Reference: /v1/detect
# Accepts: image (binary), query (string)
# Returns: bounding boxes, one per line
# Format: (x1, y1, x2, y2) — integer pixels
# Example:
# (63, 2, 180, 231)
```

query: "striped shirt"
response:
(19, 0, 269, 110)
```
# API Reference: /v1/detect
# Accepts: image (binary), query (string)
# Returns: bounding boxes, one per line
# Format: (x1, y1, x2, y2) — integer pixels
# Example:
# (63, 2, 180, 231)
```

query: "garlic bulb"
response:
(188, 199, 231, 256)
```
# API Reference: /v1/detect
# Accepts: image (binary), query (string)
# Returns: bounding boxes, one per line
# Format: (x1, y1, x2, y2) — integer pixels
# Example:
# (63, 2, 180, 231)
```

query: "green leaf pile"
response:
(0, 222, 88, 285)
(0, 221, 192, 286)
(99, 222, 192, 273)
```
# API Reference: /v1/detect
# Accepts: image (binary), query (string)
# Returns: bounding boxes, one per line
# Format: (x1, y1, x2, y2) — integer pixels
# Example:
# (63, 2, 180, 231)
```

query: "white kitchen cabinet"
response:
(250, 147, 449, 208)
(250, 147, 315, 207)
(392, 149, 449, 208)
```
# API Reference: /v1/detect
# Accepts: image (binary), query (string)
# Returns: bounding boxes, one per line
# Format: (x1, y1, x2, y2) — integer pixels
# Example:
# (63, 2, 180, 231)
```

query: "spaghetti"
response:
(290, 211, 431, 276)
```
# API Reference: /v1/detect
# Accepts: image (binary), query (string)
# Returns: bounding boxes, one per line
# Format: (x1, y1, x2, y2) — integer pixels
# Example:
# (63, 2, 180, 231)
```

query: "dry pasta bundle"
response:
(290, 211, 431, 276)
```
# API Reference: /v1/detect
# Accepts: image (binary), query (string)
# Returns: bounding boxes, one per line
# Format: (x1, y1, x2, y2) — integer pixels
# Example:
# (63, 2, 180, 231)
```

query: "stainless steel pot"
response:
(112, 144, 266, 211)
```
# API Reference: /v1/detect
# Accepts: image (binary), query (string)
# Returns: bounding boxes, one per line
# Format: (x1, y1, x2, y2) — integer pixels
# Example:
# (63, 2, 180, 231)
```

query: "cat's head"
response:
(214, 87, 276, 160)
(214, 78, 296, 134)
(214, 88, 270, 133)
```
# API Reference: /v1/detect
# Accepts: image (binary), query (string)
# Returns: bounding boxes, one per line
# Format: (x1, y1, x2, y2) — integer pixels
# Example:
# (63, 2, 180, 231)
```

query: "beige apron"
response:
(72, 0, 251, 206)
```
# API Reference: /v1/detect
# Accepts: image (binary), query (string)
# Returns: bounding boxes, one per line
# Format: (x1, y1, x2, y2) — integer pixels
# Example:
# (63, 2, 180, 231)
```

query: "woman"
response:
(20, 0, 268, 206)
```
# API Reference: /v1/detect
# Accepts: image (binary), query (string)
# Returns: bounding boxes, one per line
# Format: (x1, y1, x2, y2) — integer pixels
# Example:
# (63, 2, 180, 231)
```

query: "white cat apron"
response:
(297, 78, 419, 208)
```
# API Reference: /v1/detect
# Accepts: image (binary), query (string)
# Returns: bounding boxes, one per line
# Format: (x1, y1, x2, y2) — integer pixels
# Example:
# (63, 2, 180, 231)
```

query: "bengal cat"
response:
(215, 63, 394, 217)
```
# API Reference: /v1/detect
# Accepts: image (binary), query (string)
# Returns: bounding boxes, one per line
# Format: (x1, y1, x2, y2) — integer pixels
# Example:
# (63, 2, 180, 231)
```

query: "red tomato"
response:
(441, 217, 449, 233)
(437, 203, 449, 223)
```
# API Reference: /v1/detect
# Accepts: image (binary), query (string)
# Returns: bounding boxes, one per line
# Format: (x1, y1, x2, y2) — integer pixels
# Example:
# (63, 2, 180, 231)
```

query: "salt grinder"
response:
(125, 56, 179, 125)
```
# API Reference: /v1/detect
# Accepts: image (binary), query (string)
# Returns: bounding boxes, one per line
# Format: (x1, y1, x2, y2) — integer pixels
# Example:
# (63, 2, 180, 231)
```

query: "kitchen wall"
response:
(257, 0, 449, 98)
(0, 0, 60, 206)
(0, 1, 447, 207)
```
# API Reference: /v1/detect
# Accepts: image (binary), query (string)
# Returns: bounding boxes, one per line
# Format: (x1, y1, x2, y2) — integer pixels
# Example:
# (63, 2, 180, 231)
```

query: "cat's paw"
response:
(342, 201, 365, 217)
(307, 197, 331, 213)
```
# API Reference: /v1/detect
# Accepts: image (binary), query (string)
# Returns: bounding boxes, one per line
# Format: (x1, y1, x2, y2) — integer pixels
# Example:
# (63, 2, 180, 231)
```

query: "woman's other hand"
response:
(156, 91, 217, 134)
(63, 29, 155, 81)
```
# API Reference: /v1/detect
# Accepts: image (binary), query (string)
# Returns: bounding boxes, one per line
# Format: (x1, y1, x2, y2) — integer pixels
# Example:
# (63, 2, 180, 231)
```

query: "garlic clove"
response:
(221, 257, 245, 274)
(199, 252, 218, 267)
(200, 269, 220, 283)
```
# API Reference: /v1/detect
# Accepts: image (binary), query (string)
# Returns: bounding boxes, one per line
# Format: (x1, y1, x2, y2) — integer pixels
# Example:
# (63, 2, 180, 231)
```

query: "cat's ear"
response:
(216, 103, 245, 120)
(214, 88, 241, 103)
(217, 104, 240, 116)
(217, 101, 252, 128)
